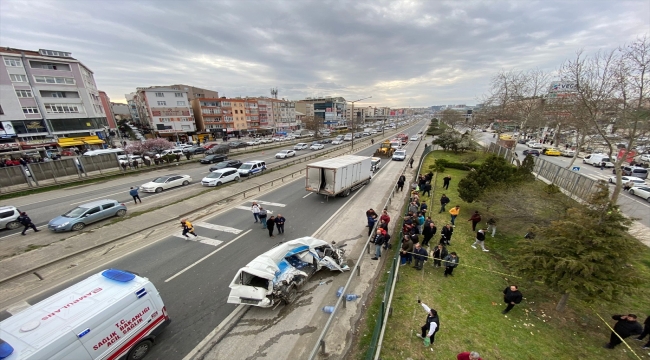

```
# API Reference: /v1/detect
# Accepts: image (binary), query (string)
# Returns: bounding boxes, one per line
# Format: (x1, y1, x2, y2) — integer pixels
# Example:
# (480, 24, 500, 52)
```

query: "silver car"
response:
(0, 206, 21, 230)
(48, 199, 127, 231)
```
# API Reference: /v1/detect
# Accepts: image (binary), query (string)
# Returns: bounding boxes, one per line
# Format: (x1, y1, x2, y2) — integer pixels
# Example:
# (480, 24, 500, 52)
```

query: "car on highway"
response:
(200, 154, 228, 164)
(209, 160, 243, 172)
(542, 148, 561, 156)
(275, 149, 296, 159)
(320, 138, 333, 144)
(331, 139, 343, 145)
(273, 136, 285, 142)
(294, 143, 309, 150)
(161, 149, 184, 156)
(608, 176, 647, 187)
(522, 149, 540, 156)
(201, 168, 240, 187)
(640, 154, 650, 162)
(561, 149, 576, 157)
(0, 206, 21, 230)
(246, 139, 262, 146)
(629, 186, 650, 201)
(141, 174, 192, 193)
(117, 154, 142, 165)
(310, 143, 325, 150)
(392, 149, 407, 161)
(260, 138, 273, 144)
(183, 146, 206, 154)
(410, 135, 418, 141)
(48, 199, 127, 232)
(527, 142, 543, 149)
(229, 141, 247, 148)
(237, 160, 266, 177)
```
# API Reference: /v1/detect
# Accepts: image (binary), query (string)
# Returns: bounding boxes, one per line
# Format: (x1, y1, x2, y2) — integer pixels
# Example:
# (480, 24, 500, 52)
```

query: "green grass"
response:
(358, 150, 650, 360)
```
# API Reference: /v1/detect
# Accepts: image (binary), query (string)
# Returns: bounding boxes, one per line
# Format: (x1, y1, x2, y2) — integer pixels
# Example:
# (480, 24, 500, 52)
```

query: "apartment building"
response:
(133, 87, 195, 140)
(298, 97, 347, 128)
(244, 99, 260, 131)
(274, 99, 297, 132)
(98, 91, 117, 129)
(256, 98, 273, 131)
(0, 47, 108, 149)
(168, 84, 218, 101)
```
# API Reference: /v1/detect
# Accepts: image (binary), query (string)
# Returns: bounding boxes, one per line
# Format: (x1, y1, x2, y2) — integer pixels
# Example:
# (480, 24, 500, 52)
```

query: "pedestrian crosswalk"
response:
(194, 222, 243, 234)
(173, 234, 223, 247)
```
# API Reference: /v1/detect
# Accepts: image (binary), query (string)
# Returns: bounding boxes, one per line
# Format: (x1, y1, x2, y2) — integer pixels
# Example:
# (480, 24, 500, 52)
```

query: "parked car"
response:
(246, 140, 262, 146)
(392, 149, 407, 161)
(275, 150, 296, 159)
(209, 160, 243, 172)
(229, 142, 248, 148)
(608, 175, 646, 187)
(273, 137, 285, 142)
(561, 149, 576, 157)
(310, 143, 325, 150)
(527, 142, 543, 149)
(542, 148, 561, 156)
(621, 166, 648, 179)
(410, 135, 418, 141)
(183, 146, 206, 154)
(640, 154, 650, 162)
(294, 143, 309, 150)
(0, 206, 21, 230)
(201, 168, 240, 187)
(517, 138, 528, 144)
(522, 149, 540, 156)
(260, 138, 273, 144)
(205, 144, 230, 155)
(141, 174, 192, 193)
(629, 186, 650, 201)
(200, 154, 228, 164)
(48, 200, 127, 232)
(161, 149, 184, 156)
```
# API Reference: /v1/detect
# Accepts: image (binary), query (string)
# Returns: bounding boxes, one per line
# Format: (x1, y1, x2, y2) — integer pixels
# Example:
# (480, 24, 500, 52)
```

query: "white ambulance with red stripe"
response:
(0, 269, 170, 360)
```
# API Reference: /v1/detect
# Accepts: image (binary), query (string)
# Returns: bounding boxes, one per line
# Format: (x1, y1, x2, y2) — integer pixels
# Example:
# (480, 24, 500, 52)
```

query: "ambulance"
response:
(0, 269, 170, 360)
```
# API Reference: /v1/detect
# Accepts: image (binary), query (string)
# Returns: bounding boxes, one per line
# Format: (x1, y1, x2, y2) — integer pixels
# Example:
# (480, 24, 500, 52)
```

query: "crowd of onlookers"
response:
(0, 155, 58, 168)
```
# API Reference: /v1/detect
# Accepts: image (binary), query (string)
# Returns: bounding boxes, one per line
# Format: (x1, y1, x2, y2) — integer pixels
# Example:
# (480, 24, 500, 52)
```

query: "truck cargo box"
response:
(305, 155, 372, 197)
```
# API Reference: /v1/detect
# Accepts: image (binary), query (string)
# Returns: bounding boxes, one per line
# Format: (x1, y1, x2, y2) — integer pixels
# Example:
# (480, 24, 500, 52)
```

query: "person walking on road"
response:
(259, 207, 268, 229)
(267, 216, 276, 237)
(129, 186, 142, 204)
(471, 229, 489, 252)
(636, 315, 650, 349)
(371, 229, 386, 260)
(432, 244, 447, 268)
(413, 243, 428, 270)
(18, 212, 39, 236)
(409, 158, 414, 168)
(416, 300, 440, 347)
(439, 194, 450, 213)
(181, 219, 198, 238)
(275, 214, 286, 235)
(468, 211, 482, 231)
(443, 252, 459, 276)
(442, 175, 452, 190)
(449, 205, 460, 226)
(251, 202, 260, 223)
(397, 175, 406, 192)
(502, 285, 523, 314)
(604, 314, 643, 349)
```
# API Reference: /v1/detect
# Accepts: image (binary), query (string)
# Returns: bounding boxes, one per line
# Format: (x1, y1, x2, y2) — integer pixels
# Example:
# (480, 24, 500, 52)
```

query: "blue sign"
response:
(572, 166, 580, 172)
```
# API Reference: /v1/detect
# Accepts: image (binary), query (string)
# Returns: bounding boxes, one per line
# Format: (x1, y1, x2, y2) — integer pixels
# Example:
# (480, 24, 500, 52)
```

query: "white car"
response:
(561, 149, 576, 157)
(628, 186, 650, 201)
(201, 168, 240, 187)
(528, 142, 543, 149)
(259, 138, 273, 144)
(275, 149, 296, 159)
(273, 137, 285, 142)
(392, 150, 407, 161)
(294, 143, 309, 150)
(608, 176, 646, 187)
(410, 135, 418, 141)
(640, 154, 650, 162)
(310, 143, 325, 150)
(246, 140, 262, 146)
(331, 139, 343, 145)
(161, 149, 184, 156)
(141, 174, 192, 193)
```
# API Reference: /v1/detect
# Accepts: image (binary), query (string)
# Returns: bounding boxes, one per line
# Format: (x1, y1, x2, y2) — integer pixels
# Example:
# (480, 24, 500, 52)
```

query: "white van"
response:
(343, 133, 353, 141)
(0, 269, 170, 360)
(583, 154, 614, 167)
(83, 149, 125, 157)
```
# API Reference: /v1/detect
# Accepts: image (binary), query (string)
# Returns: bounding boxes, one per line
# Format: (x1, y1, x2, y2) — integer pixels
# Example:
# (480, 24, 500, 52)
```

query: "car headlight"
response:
(57, 222, 69, 228)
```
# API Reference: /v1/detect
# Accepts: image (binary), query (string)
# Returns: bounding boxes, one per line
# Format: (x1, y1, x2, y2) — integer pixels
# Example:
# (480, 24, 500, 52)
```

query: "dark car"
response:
(209, 160, 243, 172)
(522, 149, 540, 156)
(320, 138, 332, 144)
(183, 146, 206, 154)
(200, 154, 228, 164)
(517, 139, 528, 144)
(205, 145, 230, 155)
(229, 141, 248, 148)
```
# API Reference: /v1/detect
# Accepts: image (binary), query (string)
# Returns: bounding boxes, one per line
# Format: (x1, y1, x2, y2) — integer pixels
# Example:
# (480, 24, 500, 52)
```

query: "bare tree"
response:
(301, 116, 322, 136)
(439, 109, 466, 130)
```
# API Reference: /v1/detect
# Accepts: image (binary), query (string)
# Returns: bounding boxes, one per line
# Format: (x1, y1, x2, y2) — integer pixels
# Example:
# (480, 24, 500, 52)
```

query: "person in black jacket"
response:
(17, 212, 39, 236)
(412, 243, 428, 270)
(439, 194, 450, 213)
(432, 244, 447, 268)
(371, 229, 386, 260)
(440, 224, 453, 245)
(397, 175, 406, 192)
(502, 285, 523, 314)
(604, 314, 643, 349)
(636, 315, 650, 349)
(443, 252, 459, 276)
(422, 222, 437, 247)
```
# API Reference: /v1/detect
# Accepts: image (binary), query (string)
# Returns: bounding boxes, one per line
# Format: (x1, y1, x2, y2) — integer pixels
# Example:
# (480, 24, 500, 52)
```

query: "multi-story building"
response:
(256, 98, 273, 132)
(295, 101, 314, 119)
(192, 96, 261, 138)
(133, 87, 194, 141)
(125, 93, 141, 125)
(110, 102, 131, 122)
(244, 99, 259, 132)
(98, 91, 117, 130)
(168, 84, 218, 101)
(274, 100, 297, 132)
(191, 98, 224, 138)
(298, 97, 347, 129)
(0, 47, 109, 151)
(230, 98, 247, 132)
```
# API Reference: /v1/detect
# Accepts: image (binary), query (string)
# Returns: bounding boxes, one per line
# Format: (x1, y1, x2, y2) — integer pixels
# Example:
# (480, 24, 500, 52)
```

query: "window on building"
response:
(22, 107, 39, 114)
(42, 64, 58, 70)
(15, 89, 33, 98)
(44, 104, 82, 114)
(10, 74, 28, 82)
(155, 92, 164, 97)
(157, 101, 167, 106)
(175, 93, 183, 97)
(50, 92, 66, 98)
(177, 101, 186, 106)
(39, 50, 71, 57)
(33, 76, 74, 84)
(4, 57, 22, 67)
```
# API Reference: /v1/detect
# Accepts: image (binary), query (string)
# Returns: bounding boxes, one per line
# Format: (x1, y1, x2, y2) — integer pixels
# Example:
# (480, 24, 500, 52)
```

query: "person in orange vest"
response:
(449, 205, 460, 226)
(181, 219, 198, 239)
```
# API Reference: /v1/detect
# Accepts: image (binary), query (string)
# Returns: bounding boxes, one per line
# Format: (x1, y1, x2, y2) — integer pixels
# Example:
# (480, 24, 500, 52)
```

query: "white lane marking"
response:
(249, 200, 286, 207)
(165, 229, 252, 282)
(302, 192, 313, 198)
(234, 205, 273, 214)
(173, 234, 224, 247)
(6, 301, 31, 315)
(194, 222, 243, 234)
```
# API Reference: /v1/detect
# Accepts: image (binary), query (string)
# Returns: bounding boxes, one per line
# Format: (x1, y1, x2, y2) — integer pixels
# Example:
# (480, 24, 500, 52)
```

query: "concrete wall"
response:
(0, 166, 29, 187)
(79, 153, 120, 173)
(28, 159, 80, 181)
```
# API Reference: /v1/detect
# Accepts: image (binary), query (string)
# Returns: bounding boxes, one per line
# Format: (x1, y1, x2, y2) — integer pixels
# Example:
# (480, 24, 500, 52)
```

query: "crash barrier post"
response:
(307, 127, 428, 360)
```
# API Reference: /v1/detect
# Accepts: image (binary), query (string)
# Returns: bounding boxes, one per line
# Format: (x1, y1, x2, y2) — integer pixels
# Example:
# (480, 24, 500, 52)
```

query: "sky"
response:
(1, 0, 648, 108)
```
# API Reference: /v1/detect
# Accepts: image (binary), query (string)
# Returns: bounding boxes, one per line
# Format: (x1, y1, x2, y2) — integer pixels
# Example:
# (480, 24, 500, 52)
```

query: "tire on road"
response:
(71, 222, 85, 231)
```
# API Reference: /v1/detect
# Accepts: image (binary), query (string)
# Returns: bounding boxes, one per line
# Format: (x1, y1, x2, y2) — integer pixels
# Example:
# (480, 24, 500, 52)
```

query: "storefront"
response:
(57, 135, 106, 152)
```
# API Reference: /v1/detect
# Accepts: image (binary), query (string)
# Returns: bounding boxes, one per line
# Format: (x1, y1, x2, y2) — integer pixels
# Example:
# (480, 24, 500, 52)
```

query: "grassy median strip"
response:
(359, 150, 650, 360)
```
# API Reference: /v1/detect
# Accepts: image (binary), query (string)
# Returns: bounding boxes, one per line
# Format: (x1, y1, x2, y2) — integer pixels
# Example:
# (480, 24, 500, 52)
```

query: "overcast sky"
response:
(1, 0, 648, 107)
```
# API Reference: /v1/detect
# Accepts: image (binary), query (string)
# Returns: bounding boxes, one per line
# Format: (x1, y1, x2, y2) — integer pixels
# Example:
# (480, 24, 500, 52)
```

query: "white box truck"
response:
(305, 155, 372, 197)
(0, 269, 170, 360)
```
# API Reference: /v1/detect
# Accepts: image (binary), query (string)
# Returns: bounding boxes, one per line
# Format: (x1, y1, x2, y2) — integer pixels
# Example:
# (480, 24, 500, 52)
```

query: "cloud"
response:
(1, 0, 648, 107)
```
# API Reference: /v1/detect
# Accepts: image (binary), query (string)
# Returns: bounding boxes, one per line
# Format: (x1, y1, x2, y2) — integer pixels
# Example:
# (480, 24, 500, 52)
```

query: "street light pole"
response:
(350, 96, 371, 150)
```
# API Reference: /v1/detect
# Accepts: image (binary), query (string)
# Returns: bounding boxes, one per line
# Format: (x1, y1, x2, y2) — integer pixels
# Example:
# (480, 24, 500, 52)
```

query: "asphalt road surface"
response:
(0, 121, 427, 359)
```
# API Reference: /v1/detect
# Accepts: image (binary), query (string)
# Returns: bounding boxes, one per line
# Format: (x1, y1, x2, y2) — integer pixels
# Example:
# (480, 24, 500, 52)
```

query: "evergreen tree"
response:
(457, 155, 515, 202)
(509, 183, 643, 312)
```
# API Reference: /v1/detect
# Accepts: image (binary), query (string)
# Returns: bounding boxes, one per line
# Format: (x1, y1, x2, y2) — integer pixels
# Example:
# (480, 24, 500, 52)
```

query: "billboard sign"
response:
(0, 121, 16, 138)
(549, 82, 577, 93)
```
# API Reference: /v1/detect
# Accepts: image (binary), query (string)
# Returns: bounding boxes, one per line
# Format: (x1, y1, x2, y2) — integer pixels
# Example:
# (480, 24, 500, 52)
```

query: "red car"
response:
(203, 143, 220, 150)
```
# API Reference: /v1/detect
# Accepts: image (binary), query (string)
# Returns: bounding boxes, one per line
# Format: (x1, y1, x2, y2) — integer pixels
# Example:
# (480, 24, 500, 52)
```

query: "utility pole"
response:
(350, 96, 372, 150)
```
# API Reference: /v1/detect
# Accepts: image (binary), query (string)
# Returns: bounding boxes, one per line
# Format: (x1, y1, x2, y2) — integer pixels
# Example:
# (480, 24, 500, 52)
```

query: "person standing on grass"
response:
(422, 221, 437, 247)
(502, 285, 523, 314)
(441, 224, 453, 245)
(397, 175, 406, 192)
(371, 229, 386, 260)
(449, 205, 460, 226)
(442, 175, 452, 190)
(409, 201, 419, 214)
(251, 202, 260, 223)
(443, 252, 459, 276)
(419, 201, 428, 215)
(417, 212, 425, 233)
(416, 300, 440, 347)
(412, 243, 428, 270)
(457, 351, 482, 360)
(439, 194, 450, 213)
(486, 218, 497, 237)
(636, 315, 650, 349)
(432, 244, 447, 268)
(181, 219, 198, 239)
(129, 186, 142, 204)
(258, 207, 268, 229)
(267, 216, 276, 237)
(422, 181, 432, 197)
(275, 214, 285, 235)
(468, 211, 482, 231)
(604, 314, 643, 349)
(471, 229, 489, 252)
(400, 236, 413, 266)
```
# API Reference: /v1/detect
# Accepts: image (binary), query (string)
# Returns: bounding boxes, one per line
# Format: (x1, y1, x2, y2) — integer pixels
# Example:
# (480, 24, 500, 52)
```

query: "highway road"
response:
(473, 131, 650, 228)
(0, 129, 402, 239)
(0, 120, 427, 359)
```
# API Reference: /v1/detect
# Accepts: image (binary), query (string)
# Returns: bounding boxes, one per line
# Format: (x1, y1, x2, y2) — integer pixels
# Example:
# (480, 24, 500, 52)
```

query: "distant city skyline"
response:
(1, 0, 648, 107)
